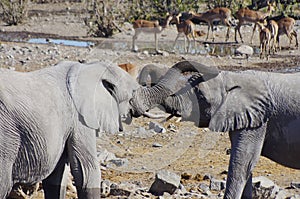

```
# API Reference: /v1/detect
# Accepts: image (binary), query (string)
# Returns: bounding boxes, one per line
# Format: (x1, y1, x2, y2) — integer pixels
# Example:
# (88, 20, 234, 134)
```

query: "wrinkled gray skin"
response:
(130, 60, 300, 199)
(0, 61, 139, 199)
(138, 64, 169, 87)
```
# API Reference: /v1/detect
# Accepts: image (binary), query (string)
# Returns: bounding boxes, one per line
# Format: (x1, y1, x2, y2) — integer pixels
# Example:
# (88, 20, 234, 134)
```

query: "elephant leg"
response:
(242, 173, 253, 198)
(42, 150, 68, 199)
(224, 124, 266, 199)
(68, 131, 100, 199)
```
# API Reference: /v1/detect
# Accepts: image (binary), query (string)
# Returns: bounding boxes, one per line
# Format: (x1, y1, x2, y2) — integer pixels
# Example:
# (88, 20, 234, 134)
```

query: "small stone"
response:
(199, 183, 211, 195)
(152, 142, 163, 147)
(209, 178, 226, 191)
(167, 124, 177, 132)
(252, 176, 279, 199)
(225, 148, 231, 155)
(275, 189, 289, 199)
(109, 183, 131, 197)
(97, 149, 116, 164)
(235, 44, 254, 57)
(101, 180, 111, 197)
(108, 158, 128, 167)
(149, 170, 181, 196)
(291, 182, 300, 189)
(203, 174, 213, 180)
(149, 121, 166, 133)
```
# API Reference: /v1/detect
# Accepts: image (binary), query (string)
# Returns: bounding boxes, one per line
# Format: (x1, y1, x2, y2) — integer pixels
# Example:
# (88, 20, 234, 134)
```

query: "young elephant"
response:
(0, 61, 139, 198)
(130, 60, 300, 198)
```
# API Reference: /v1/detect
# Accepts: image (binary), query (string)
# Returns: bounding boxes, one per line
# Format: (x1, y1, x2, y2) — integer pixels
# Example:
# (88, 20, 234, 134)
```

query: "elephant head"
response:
(67, 61, 140, 133)
(138, 64, 169, 87)
(130, 60, 219, 116)
(131, 60, 273, 132)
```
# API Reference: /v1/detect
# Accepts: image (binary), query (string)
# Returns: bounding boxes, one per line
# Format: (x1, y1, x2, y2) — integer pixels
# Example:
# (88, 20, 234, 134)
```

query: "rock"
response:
(97, 149, 116, 163)
(149, 170, 181, 196)
(235, 44, 254, 58)
(152, 142, 163, 147)
(108, 158, 128, 167)
(101, 180, 111, 197)
(167, 123, 177, 132)
(135, 126, 155, 138)
(149, 121, 166, 133)
(203, 174, 213, 180)
(110, 183, 132, 197)
(177, 183, 188, 195)
(209, 178, 226, 191)
(275, 189, 289, 199)
(291, 182, 300, 189)
(199, 183, 211, 195)
(252, 176, 279, 199)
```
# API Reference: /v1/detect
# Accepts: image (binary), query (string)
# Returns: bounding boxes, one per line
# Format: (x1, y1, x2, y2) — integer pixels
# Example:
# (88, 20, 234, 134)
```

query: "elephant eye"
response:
(129, 98, 134, 106)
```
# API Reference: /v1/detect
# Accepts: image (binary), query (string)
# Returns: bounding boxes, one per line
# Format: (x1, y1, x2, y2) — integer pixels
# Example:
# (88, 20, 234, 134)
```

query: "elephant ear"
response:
(67, 62, 138, 133)
(209, 72, 273, 132)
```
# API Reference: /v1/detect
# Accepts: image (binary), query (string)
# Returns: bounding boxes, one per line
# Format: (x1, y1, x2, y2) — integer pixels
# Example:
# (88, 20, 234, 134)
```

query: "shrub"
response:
(0, 0, 29, 25)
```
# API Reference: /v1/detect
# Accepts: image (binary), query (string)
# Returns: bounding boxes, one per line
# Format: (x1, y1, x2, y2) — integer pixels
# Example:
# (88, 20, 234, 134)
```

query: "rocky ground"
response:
(1, 1, 300, 199)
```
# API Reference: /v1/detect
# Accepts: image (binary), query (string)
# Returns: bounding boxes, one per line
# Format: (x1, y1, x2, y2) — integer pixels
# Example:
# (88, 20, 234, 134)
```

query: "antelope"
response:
(257, 22, 272, 60)
(276, 17, 298, 50)
(171, 13, 196, 53)
(132, 14, 173, 52)
(118, 63, 138, 78)
(266, 19, 279, 53)
(189, 7, 233, 42)
(235, 1, 276, 43)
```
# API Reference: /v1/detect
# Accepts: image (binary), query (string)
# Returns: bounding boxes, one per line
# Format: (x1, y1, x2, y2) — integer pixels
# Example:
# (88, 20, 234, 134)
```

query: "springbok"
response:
(235, 1, 276, 43)
(257, 22, 272, 59)
(118, 63, 138, 78)
(267, 19, 279, 53)
(171, 13, 196, 53)
(189, 7, 233, 42)
(132, 14, 173, 52)
(276, 17, 298, 50)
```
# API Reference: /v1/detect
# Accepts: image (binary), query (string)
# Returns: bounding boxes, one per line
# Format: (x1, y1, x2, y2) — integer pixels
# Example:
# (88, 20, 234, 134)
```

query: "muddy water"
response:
(0, 31, 262, 56)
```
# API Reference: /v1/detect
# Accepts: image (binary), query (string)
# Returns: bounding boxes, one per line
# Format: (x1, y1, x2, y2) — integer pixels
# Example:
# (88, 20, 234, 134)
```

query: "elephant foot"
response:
(77, 188, 100, 199)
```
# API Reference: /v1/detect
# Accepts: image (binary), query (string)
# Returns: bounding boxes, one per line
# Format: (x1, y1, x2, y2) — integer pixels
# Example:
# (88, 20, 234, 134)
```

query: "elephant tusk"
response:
(164, 114, 175, 121)
(159, 114, 182, 123)
(143, 112, 167, 119)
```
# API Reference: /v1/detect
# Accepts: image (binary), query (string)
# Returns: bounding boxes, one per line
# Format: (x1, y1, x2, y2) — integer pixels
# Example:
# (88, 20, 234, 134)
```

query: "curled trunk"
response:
(131, 60, 219, 115)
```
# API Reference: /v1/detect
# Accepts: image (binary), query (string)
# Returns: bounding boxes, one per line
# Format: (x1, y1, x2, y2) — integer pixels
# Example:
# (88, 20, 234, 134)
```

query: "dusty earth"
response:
(1, 1, 300, 198)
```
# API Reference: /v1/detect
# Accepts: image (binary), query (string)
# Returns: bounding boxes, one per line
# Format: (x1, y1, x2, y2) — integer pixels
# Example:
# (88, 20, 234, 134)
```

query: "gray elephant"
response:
(130, 60, 300, 198)
(0, 61, 139, 199)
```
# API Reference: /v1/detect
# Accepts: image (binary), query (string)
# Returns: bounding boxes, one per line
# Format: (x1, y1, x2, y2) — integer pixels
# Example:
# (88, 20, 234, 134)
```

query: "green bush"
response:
(0, 0, 29, 25)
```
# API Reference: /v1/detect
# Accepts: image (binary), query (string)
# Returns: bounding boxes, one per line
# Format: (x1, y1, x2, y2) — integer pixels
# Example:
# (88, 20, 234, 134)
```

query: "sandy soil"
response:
(1, 2, 300, 198)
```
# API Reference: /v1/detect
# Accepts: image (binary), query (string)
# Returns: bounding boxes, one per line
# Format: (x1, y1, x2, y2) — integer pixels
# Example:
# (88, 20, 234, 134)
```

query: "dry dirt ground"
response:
(1, 1, 300, 198)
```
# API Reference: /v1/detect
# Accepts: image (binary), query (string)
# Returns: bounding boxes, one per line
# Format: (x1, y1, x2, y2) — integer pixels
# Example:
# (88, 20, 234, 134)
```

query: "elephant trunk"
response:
(131, 60, 219, 115)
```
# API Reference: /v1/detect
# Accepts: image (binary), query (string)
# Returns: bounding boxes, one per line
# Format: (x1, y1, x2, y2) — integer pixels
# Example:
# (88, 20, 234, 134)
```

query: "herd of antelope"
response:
(132, 1, 298, 59)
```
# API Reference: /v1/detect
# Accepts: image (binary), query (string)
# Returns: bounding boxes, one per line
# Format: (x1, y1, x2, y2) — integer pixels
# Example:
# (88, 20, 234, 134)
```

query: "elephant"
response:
(130, 60, 300, 198)
(0, 60, 139, 199)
